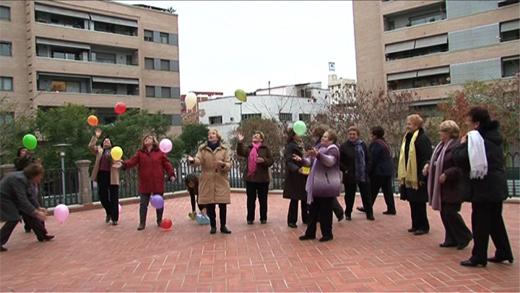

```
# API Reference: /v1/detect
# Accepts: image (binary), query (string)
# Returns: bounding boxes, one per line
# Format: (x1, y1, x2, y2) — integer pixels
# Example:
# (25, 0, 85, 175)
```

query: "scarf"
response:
(353, 140, 367, 182)
(427, 139, 453, 211)
(207, 140, 220, 151)
(247, 142, 262, 177)
(468, 130, 488, 179)
(398, 130, 419, 190)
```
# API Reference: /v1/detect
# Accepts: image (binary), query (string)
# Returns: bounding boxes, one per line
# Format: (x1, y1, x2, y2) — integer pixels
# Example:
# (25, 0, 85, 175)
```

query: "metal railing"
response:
(41, 168, 80, 208)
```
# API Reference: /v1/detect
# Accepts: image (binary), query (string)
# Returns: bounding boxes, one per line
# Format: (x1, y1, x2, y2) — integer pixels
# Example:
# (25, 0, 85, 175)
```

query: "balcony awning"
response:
(416, 66, 450, 77)
(36, 38, 90, 50)
(414, 34, 448, 49)
(500, 19, 520, 33)
(385, 40, 415, 54)
(387, 71, 417, 81)
(92, 76, 139, 85)
(90, 14, 138, 28)
(35, 3, 89, 19)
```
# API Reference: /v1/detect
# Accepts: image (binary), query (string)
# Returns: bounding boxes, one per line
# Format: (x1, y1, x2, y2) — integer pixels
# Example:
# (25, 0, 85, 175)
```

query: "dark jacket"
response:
(399, 128, 432, 203)
(0, 171, 38, 222)
(236, 142, 274, 183)
(431, 140, 465, 204)
(339, 140, 370, 183)
(14, 156, 35, 171)
(368, 139, 394, 177)
(123, 149, 175, 194)
(453, 122, 508, 202)
(282, 140, 307, 200)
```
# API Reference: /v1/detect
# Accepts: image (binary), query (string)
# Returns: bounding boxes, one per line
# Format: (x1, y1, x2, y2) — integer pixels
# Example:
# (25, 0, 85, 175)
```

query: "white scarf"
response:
(468, 130, 488, 179)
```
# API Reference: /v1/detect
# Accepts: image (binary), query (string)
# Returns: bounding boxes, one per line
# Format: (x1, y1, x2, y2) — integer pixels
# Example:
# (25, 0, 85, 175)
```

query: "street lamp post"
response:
(53, 143, 71, 203)
(235, 102, 243, 123)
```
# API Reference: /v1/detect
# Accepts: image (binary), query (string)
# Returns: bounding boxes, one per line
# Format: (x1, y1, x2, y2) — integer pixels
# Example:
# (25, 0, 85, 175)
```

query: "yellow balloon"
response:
(111, 146, 123, 161)
(234, 89, 247, 102)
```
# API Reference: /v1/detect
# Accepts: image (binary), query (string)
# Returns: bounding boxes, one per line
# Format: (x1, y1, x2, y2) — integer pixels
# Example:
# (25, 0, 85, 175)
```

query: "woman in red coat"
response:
(122, 135, 176, 231)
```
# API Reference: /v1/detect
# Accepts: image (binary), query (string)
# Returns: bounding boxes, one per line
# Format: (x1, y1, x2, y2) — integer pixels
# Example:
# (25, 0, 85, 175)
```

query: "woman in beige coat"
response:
(188, 129, 232, 234)
(89, 128, 121, 225)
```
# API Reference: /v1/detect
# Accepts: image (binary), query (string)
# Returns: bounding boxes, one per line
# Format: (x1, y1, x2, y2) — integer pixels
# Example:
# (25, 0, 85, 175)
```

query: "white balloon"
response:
(185, 92, 197, 110)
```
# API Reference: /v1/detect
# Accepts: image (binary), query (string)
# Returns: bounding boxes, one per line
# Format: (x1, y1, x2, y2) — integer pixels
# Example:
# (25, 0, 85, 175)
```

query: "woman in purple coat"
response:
(297, 130, 342, 242)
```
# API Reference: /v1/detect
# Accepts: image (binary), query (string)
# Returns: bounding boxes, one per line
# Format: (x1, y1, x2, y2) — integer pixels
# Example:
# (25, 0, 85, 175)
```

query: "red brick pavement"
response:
(1, 193, 519, 292)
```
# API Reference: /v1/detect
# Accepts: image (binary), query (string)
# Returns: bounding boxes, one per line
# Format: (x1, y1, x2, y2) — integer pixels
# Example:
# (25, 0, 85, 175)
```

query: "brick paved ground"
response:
(1, 193, 519, 292)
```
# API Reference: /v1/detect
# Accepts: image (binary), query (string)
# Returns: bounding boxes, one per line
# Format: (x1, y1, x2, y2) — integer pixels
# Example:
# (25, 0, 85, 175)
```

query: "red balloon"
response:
(160, 219, 172, 229)
(114, 102, 126, 115)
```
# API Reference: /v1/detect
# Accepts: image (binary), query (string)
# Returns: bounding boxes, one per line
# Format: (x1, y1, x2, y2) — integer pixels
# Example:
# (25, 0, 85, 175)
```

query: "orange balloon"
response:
(87, 115, 98, 127)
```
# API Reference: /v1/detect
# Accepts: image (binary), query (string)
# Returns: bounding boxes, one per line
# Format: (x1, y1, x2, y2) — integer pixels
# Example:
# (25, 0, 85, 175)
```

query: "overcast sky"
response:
(120, 1, 356, 95)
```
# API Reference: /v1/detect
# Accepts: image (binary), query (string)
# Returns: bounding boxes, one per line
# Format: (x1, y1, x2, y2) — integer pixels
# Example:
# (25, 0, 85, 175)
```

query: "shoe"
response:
(383, 211, 396, 215)
(220, 227, 232, 234)
(487, 256, 514, 264)
(288, 223, 298, 228)
(260, 220, 267, 224)
(247, 220, 253, 225)
(457, 239, 471, 250)
(413, 230, 429, 235)
(105, 215, 110, 223)
(367, 214, 375, 221)
(0, 246, 6, 252)
(210, 226, 217, 234)
(439, 242, 457, 248)
(345, 215, 352, 221)
(38, 235, 55, 242)
(299, 235, 315, 241)
(111, 221, 118, 226)
(137, 223, 145, 231)
(408, 228, 417, 233)
(460, 259, 486, 267)
(319, 236, 333, 242)
(337, 214, 344, 222)
(188, 212, 196, 220)
(157, 220, 162, 227)
(356, 207, 366, 213)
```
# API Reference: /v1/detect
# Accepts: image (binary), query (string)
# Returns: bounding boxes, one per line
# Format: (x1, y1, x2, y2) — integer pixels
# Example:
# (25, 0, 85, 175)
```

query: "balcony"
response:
(384, 2, 446, 31)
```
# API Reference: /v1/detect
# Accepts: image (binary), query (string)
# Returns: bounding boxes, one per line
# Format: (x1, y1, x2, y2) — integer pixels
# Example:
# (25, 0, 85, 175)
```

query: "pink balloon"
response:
(159, 138, 173, 153)
(54, 204, 69, 224)
(118, 204, 122, 213)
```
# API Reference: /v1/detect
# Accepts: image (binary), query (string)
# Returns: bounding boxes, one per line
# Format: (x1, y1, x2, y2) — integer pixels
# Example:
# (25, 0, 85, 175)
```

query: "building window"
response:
(145, 86, 155, 97)
(500, 20, 520, 42)
(0, 112, 14, 126)
(299, 113, 311, 122)
(385, 34, 448, 61)
(384, 2, 446, 31)
(0, 6, 10, 21)
(209, 116, 222, 125)
(0, 76, 13, 91)
(502, 56, 520, 77)
(160, 59, 170, 71)
(0, 41, 11, 56)
(498, 0, 520, 7)
(160, 32, 169, 44)
(161, 87, 171, 98)
(144, 58, 154, 69)
(387, 66, 450, 90)
(95, 52, 116, 64)
(279, 113, 292, 122)
(52, 50, 80, 61)
(144, 30, 153, 42)
(241, 113, 262, 121)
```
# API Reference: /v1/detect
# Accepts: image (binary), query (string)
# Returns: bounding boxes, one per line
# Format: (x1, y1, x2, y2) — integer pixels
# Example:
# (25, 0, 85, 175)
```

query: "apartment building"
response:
(353, 0, 519, 108)
(0, 0, 182, 131)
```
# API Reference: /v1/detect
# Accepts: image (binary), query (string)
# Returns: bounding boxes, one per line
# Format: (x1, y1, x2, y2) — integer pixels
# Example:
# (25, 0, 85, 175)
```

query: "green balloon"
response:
(22, 134, 38, 150)
(234, 89, 247, 102)
(293, 121, 307, 136)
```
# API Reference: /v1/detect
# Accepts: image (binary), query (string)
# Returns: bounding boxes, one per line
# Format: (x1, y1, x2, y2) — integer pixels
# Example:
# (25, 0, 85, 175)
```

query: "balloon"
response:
(234, 89, 247, 102)
(196, 213, 210, 225)
(118, 204, 122, 213)
(160, 218, 172, 230)
(150, 194, 164, 209)
(22, 134, 38, 150)
(111, 146, 123, 160)
(114, 102, 126, 115)
(293, 120, 307, 136)
(185, 92, 197, 110)
(159, 138, 173, 153)
(54, 204, 69, 224)
(87, 115, 98, 127)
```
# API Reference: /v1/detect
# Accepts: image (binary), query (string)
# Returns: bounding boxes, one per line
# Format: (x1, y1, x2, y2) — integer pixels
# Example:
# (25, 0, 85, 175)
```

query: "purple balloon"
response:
(159, 138, 173, 153)
(150, 195, 164, 209)
(54, 204, 69, 224)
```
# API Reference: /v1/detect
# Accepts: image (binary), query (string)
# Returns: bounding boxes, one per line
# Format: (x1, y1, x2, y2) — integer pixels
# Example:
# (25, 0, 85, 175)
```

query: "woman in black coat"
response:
(454, 107, 514, 267)
(398, 114, 432, 235)
(283, 128, 308, 228)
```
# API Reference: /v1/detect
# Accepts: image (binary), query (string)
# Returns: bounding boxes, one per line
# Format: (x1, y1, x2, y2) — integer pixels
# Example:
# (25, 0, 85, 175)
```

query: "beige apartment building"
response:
(353, 0, 519, 109)
(0, 0, 181, 131)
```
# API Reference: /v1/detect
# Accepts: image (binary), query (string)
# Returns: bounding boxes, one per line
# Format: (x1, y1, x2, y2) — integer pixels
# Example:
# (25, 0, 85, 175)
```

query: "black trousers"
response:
(189, 193, 204, 212)
(1, 214, 47, 245)
(304, 197, 334, 238)
(440, 203, 472, 246)
(370, 175, 396, 212)
(139, 193, 163, 225)
(344, 181, 373, 216)
(288, 199, 308, 225)
(470, 202, 513, 262)
(409, 201, 429, 231)
(332, 198, 344, 219)
(98, 171, 120, 222)
(206, 203, 227, 228)
(246, 181, 269, 222)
